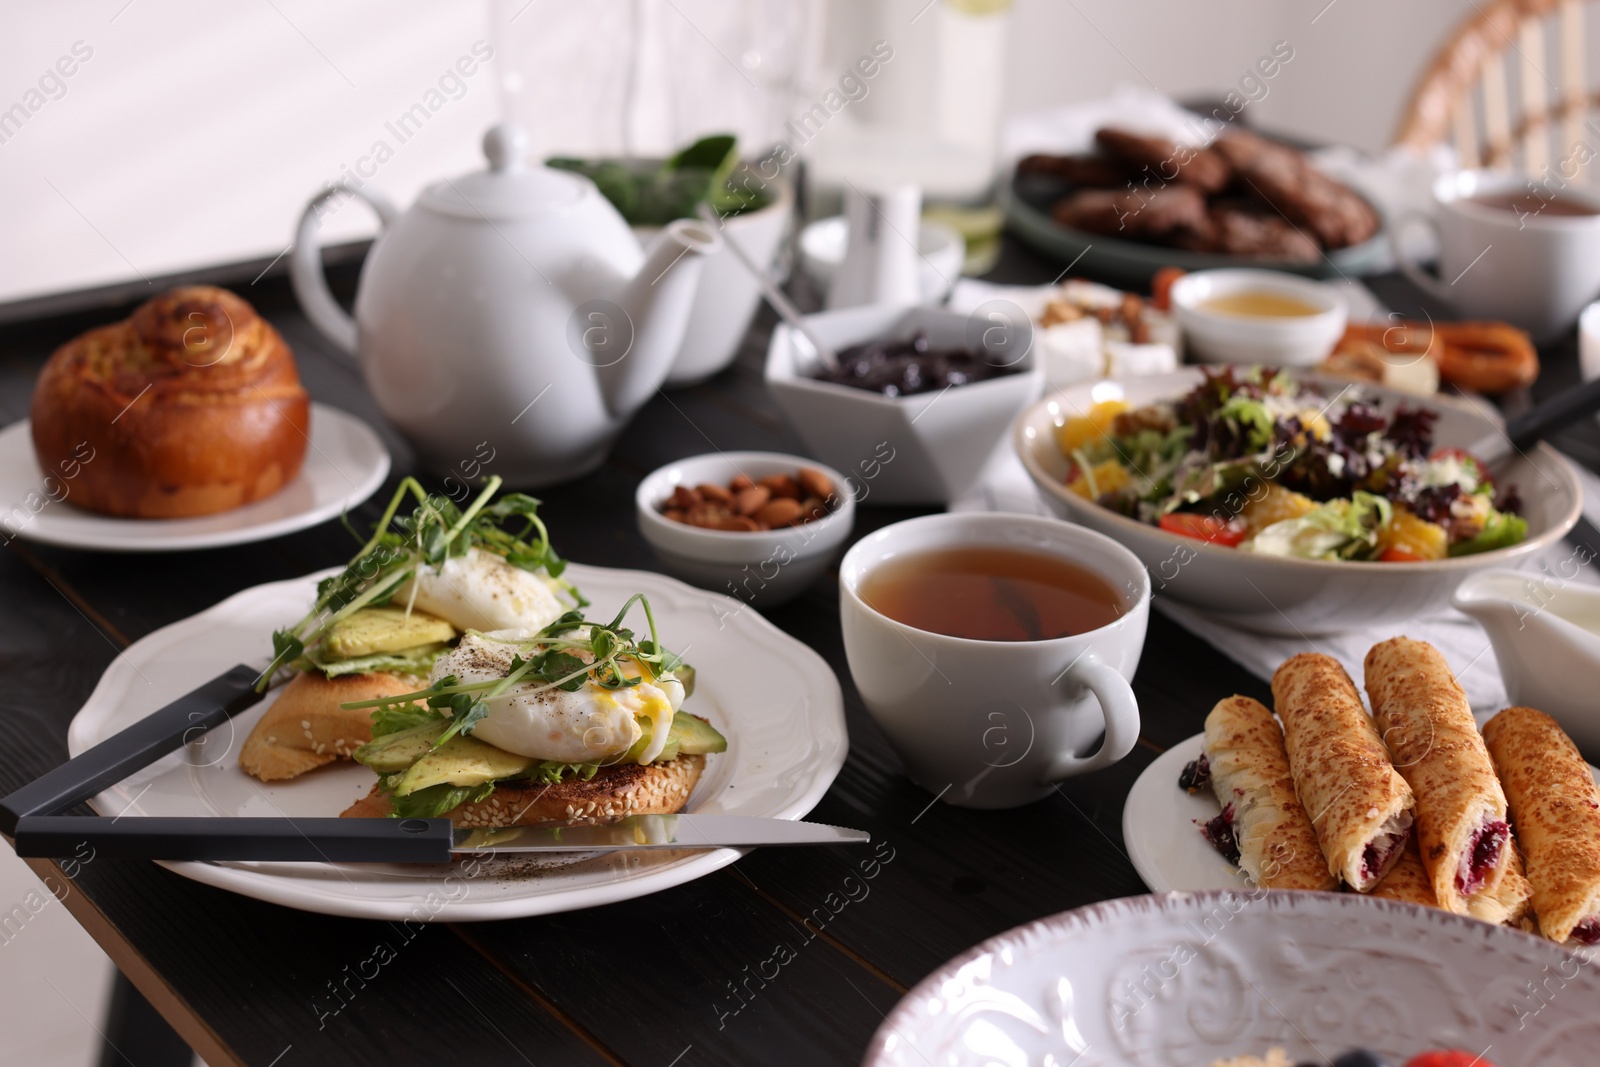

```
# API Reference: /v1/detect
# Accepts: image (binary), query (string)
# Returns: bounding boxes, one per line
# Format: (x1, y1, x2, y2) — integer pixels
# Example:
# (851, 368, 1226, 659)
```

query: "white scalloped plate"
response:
(865, 890, 1600, 1067)
(0, 403, 389, 551)
(1124, 731, 1600, 896)
(65, 563, 847, 920)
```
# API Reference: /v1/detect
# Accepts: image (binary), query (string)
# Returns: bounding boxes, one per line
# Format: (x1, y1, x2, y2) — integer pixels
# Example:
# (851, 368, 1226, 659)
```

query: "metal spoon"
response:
(695, 203, 840, 373)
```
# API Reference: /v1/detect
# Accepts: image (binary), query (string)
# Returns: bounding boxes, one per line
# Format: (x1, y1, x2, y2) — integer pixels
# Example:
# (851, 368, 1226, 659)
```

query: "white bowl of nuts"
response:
(635, 451, 857, 609)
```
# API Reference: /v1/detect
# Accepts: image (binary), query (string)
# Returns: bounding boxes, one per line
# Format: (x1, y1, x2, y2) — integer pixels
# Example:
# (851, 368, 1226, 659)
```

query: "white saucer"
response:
(1125, 730, 1600, 894)
(0, 403, 389, 551)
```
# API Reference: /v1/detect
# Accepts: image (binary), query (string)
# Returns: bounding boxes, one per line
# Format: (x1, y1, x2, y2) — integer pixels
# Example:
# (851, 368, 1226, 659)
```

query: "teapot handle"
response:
(288, 183, 399, 358)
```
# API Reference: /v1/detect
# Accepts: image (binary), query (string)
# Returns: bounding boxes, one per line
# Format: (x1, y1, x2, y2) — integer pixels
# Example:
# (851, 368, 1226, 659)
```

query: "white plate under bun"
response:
(1172, 268, 1347, 367)
(0, 403, 389, 551)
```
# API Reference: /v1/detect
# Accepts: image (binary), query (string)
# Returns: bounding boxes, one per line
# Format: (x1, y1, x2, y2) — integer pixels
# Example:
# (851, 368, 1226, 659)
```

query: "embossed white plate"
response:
(0, 403, 389, 551)
(65, 563, 847, 920)
(1124, 731, 1600, 896)
(865, 890, 1600, 1066)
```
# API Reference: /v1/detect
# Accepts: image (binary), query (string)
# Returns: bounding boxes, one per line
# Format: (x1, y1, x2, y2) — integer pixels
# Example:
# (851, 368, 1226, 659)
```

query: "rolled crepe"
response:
(1364, 637, 1511, 914)
(1369, 840, 1437, 907)
(1272, 653, 1415, 891)
(1469, 843, 1536, 929)
(1201, 696, 1338, 890)
(1371, 838, 1535, 928)
(1483, 706, 1600, 945)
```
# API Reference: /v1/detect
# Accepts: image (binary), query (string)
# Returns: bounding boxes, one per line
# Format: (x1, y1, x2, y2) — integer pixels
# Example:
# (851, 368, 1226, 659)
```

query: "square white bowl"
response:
(764, 305, 1044, 505)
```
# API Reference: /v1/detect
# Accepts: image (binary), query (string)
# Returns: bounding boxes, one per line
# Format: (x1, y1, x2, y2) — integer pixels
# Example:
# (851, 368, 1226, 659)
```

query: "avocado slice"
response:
(671, 712, 726, 755)
(622, 712, 727, 763)
(322, 607, 456, 661)
(393, 735, 536, 796)
(353, 721, 446, 774)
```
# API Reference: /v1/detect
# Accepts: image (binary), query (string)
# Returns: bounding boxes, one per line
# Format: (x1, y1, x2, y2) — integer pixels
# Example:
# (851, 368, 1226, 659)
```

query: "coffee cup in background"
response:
(838, 513, 1148, 810)
(1392, 170, 1600, 342)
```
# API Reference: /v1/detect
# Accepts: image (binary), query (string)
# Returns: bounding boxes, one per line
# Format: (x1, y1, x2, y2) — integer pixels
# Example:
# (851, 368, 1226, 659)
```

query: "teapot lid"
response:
(418, 123, 587, 220)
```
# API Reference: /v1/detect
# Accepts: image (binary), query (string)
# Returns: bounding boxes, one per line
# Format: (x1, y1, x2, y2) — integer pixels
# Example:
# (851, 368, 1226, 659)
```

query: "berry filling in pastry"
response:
(1179, 753, 1211, 792)
(1200, 803, 1241, 865)
(1358, 811, 1413, 887)
(1569, 915, 1600, 945)
(1457, 818, 1510, 897)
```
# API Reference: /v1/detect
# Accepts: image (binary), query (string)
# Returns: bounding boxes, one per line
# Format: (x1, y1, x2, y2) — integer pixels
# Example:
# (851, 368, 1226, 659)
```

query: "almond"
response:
(759, 473, 802, 500)
(734, 485, 771, 516)
(697, 482, 733, 504)
(730, 473, 754, 491)
(668, 486, 701, 509)
(711, 514, 760, 532)
(686, 505, 728, 527)
(755, 497, 803, 527)
(797, 467, 834, 500)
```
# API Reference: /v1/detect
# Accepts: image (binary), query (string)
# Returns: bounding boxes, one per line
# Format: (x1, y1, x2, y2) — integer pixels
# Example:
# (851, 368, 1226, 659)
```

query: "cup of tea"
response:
(1393, 170, 1600, 341)
(839, 512, 1149, 809)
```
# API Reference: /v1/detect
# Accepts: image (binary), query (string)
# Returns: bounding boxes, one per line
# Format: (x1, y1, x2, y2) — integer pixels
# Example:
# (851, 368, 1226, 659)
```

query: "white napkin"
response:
(953, 444, 1600, 714)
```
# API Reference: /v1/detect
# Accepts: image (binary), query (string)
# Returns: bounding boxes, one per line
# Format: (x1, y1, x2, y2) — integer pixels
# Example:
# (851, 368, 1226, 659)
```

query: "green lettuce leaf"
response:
(1243, 491, 1393, 560)
(369, 704, 445, 739)
(386, 780, 496, 820)
(1448, 508, 1528, 557)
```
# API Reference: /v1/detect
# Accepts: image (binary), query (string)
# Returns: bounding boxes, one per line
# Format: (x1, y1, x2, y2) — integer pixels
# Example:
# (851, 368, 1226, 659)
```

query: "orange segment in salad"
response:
(1055, 399, 1129, 455)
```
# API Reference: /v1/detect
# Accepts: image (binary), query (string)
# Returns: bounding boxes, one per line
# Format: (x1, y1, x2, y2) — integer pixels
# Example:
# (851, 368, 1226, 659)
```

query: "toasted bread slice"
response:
(240, 671, 419, 782)
(339, 754, 706, 827)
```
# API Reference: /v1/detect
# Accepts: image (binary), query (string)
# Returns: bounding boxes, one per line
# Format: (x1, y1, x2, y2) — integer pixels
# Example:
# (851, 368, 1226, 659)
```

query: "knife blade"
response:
(450, 814, 869, 853)
(1, 664, 868, 863)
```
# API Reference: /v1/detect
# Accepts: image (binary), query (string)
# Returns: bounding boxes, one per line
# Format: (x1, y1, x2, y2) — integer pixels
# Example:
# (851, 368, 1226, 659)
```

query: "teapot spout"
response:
(598, 219, 720, 419)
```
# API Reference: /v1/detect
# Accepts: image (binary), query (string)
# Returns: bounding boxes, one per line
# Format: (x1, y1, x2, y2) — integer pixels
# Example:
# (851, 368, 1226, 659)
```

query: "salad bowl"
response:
(1015, 368, 1581, 635)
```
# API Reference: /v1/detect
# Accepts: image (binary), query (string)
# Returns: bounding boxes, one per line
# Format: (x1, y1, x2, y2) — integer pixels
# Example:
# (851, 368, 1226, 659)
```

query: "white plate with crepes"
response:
(0, 403, 389, 551)
(862, 890, 1600, 1066)
(65, 563, 847, 920)
(1124, 731, 1600, 894)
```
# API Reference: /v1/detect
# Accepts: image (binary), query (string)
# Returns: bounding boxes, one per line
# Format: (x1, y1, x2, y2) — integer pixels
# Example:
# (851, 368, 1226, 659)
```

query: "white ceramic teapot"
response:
(289, 123, 719, 486)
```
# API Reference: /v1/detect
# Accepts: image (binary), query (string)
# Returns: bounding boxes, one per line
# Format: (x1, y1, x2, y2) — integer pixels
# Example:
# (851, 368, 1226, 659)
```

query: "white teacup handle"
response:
(1041, 652, 1140, 781)
(288, 183, 399, 358)
(1390, 210, 1454, 303)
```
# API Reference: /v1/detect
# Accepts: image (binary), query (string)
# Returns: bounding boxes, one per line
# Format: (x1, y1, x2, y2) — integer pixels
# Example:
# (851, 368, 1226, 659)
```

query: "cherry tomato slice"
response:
(1159, 513, 1248, 547)
(1379, 546, 1426, 562)
(1403, 1051, 1497, 1067)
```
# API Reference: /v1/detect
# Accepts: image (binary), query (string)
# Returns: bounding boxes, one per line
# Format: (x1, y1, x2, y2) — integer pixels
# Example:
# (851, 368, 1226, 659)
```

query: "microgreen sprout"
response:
(254, 476, 580, 691)
(337, 594, 683, 749)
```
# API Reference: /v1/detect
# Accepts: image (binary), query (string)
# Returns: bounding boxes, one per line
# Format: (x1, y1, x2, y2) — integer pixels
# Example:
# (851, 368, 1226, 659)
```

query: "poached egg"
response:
(396, 547, 565, 633)
(429, 628, 683, 764)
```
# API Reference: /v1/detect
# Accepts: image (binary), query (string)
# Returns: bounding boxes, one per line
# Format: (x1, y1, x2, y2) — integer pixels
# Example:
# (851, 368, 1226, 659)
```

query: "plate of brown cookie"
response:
(1007, 125, 1389, 285)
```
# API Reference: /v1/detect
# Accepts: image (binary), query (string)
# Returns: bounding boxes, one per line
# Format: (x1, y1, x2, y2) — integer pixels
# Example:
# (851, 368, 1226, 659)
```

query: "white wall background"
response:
(0, 0, 1489, 309)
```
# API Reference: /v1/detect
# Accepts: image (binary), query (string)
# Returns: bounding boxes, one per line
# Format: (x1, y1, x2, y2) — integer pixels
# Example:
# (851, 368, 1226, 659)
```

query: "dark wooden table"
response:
(0, 238, 1589, 1067)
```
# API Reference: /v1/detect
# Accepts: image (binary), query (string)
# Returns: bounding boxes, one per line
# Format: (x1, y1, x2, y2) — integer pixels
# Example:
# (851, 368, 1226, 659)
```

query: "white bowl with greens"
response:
(1014, 367, 1582, 635)
(550, 136, 792, 386)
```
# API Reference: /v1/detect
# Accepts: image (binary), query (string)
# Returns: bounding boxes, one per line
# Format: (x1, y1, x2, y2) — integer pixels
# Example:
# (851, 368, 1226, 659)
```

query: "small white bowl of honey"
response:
(1170, 268, 1347, 367)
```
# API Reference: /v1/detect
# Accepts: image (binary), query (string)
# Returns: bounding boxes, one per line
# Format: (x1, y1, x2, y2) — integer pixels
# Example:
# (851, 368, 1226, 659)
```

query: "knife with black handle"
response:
(2, 665, 866, 863)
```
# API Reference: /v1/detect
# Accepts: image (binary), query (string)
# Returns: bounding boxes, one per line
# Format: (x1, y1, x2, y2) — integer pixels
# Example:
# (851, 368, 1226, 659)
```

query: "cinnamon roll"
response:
(31, 286, 309, 518)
